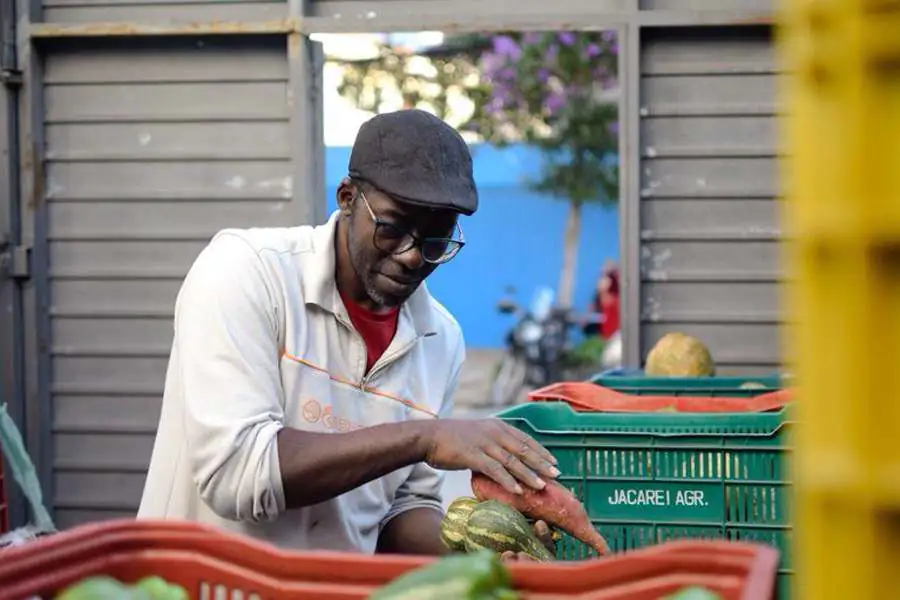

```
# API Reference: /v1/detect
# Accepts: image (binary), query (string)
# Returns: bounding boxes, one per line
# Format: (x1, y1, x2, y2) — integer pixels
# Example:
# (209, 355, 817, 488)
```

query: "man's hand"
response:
(421, 418, 559, 494)
(500, 520, 556, 562)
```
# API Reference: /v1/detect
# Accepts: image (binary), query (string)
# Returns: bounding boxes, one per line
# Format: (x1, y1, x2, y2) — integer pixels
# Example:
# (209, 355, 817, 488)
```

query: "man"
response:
(138, 109, 559, 558)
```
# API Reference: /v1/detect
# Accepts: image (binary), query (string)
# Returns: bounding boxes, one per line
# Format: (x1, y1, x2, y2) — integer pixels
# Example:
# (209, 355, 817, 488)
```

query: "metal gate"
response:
(1, 0, 779, 529)
(3, 0, 325, 529)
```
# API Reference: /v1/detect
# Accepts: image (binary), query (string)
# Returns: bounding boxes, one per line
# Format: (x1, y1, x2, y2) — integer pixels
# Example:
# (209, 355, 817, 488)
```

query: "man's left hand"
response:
(500, 520, 556, 562)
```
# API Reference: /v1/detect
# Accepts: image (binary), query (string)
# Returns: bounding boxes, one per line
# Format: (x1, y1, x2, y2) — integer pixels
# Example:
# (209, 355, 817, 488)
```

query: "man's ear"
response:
(336, 177, 355, 217)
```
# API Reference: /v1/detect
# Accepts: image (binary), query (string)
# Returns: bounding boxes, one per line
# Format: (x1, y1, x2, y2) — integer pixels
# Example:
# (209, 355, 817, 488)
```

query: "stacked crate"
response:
(498, 376, 792, 597)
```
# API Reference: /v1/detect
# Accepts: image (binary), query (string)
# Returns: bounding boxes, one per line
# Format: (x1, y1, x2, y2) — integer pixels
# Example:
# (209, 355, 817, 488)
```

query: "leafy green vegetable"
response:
(54, 575, 189, 600)
(664, 585, 724, 600)
(369, 549, 518, 600)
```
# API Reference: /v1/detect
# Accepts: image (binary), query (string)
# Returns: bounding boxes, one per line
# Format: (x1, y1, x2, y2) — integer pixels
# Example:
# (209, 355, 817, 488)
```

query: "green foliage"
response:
(333, 31, 619, 206)
(561, 336, 607, 368)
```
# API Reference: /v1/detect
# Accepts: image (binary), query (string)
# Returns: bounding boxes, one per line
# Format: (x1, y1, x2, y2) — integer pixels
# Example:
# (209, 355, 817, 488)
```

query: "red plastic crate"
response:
(0, 519, 779, 600)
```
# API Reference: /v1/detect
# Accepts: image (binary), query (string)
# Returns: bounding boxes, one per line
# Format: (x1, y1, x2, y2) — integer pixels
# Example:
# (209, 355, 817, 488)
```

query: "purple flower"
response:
(586, 43, 601, 58)
(497, 66, 516, 82)
(480, 52, 504, 77)
(610, 40, 619, 56)
(608, 122, 619, 136)
(492, 35, 521, 60)
(491, 83, 511, 104)
(543, 91, 566, 114)
(544, 44, 558, 63)
(602, 30, 616, 43)
(558, 31, 576, 46)
(486, 97, 506, 115)
(537, 68, 550, 83)
(522, 32, 543, 45)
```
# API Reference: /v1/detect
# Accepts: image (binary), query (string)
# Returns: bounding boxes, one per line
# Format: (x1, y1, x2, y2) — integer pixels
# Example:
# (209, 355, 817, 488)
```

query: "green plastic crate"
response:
(590, 373, 786, 397)
(495, 401, 793, 598)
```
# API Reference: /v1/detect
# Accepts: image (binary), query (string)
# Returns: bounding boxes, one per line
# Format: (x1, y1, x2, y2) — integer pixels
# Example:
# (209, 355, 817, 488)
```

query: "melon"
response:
(645, 332, 715, 377)
(463, 500, 554, 561)
(440, 496, 480, 552)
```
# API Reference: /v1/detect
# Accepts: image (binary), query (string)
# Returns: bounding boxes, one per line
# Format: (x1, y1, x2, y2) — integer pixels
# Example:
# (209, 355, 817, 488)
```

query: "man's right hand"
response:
(420, 418, 560, 494)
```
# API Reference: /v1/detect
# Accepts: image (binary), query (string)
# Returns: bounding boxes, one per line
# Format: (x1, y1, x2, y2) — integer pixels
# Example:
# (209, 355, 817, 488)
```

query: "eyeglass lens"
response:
(373, 222, 460, 263)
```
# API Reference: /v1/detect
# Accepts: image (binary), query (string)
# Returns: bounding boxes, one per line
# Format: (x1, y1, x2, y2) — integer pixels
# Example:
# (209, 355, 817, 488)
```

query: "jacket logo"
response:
(301, 398, 362, 432)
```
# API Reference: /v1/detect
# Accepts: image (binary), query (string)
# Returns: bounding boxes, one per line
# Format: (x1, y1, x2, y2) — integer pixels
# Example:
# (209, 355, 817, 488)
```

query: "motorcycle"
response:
(489, 286, 599, 407)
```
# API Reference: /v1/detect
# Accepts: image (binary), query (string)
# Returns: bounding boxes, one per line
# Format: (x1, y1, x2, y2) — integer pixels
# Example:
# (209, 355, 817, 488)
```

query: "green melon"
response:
(645, 332, 716, 377)
(463, 500, 553, 561)
(440, 496, 480, 552)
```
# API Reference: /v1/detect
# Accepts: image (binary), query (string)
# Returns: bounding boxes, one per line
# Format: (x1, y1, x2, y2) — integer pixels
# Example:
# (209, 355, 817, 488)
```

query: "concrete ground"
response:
(453, 348, 504, 411)
(451, 347, 534, 410)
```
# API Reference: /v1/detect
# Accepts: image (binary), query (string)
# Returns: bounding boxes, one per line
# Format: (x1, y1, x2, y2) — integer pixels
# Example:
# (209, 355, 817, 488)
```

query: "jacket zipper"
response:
(362, 338, 418, 387)
(335, 313, 418, 388)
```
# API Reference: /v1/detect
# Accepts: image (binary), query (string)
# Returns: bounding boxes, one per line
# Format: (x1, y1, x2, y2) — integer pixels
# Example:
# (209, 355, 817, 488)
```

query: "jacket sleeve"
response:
(381, 334, 466, 524)
(174, 232, 287, 522)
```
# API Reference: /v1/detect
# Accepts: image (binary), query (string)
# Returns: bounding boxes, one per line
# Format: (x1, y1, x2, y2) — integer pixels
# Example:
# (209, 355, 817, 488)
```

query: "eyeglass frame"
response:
(356, 188, 466, 265)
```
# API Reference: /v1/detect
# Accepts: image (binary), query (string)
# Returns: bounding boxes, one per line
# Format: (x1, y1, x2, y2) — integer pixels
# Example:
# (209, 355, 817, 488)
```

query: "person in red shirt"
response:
(583, 265, 620, 340)
(599, 267, 620, 339)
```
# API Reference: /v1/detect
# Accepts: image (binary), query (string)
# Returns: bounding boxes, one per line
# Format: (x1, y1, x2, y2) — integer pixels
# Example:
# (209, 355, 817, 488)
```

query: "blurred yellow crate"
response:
(780, 1, 900, 599)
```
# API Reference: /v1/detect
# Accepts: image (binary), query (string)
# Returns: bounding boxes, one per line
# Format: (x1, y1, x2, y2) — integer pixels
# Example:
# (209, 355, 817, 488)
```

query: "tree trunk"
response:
(557, 202, 582, 308)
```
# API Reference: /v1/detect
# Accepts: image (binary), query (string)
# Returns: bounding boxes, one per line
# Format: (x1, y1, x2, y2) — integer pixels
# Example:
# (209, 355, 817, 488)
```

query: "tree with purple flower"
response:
(336, 30, 619, 308)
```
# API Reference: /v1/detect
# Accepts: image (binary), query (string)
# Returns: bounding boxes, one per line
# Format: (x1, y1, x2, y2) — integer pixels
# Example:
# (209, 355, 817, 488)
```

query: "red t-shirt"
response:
(601, 295, 620, 340)
(339, 291, 400, 373)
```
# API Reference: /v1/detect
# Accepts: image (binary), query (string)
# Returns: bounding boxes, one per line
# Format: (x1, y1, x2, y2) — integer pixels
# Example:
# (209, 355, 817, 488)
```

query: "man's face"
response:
(340, 181, 459, 308)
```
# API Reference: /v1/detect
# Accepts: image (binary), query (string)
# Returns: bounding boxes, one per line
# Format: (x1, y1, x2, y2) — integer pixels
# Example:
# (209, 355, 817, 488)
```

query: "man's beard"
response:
(364, 273, 393, 307)
(348, 216, 398, 308)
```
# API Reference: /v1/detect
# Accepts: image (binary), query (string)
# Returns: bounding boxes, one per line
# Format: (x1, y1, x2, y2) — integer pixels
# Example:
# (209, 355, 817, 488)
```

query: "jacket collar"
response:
(301, 210, 437, 338)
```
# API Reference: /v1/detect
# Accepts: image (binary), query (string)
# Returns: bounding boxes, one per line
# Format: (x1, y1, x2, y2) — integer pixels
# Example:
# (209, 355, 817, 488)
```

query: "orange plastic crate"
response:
(0, 519, 779, 600)
(528, 381, 792, 413)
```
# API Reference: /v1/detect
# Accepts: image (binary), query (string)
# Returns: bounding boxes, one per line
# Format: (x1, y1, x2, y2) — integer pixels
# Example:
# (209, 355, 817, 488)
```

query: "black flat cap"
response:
(348, 109, 479, 215)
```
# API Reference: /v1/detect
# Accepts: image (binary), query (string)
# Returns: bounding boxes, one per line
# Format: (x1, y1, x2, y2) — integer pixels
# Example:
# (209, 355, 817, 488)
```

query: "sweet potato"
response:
(471, 472, 611, 556)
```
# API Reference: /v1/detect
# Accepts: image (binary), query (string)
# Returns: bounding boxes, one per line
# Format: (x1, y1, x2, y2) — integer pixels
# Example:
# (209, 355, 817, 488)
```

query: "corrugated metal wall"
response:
(42, 36, 320, 528)
(638, 25, 779, 375)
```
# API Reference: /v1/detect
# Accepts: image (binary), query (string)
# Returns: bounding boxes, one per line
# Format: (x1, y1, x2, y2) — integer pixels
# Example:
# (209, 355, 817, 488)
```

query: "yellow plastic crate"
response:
(780, 1, 900, 599)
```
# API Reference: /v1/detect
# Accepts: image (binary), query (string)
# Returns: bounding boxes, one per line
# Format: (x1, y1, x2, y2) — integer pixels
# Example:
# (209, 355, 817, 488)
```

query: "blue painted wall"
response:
(325, 143, 619, 348)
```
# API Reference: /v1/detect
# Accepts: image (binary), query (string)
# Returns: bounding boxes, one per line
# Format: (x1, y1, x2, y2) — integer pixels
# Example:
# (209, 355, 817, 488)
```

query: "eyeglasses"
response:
(358, 190, 466, 265)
